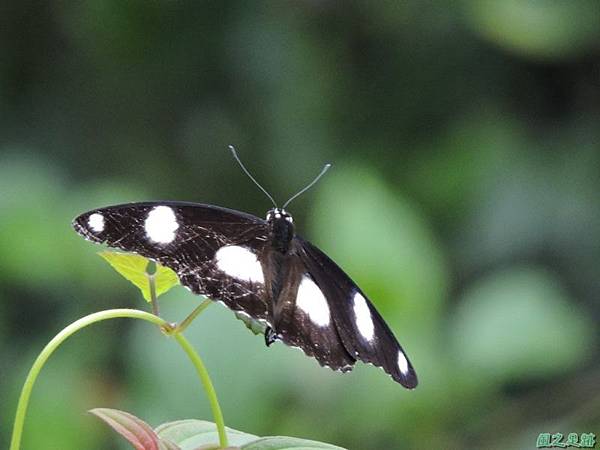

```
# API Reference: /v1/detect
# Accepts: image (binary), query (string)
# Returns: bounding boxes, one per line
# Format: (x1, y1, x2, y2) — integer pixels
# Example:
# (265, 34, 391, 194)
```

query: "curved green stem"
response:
(9, 308, 228, 450)
(172, 332, 228, 447)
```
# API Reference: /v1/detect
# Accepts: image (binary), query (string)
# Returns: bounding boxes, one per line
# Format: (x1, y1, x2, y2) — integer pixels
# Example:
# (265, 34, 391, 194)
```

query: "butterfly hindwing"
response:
(268, 252, 356, 372)
(296, 238, 418, 388)
(73, 202, 272, 323)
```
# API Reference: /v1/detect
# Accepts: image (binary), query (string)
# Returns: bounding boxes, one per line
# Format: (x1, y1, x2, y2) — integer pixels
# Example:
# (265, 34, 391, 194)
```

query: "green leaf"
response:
(242, 437, 347, 449)
(156, 420, 347, 450)
(98, 251, 179, 302)
(156, 419, 257, 449)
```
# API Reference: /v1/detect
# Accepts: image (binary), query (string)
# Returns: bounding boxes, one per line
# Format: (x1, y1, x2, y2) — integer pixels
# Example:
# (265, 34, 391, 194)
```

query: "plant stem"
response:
(170, 299, 212, 334)
(149, 273, 160, 316)
(145, 260, 160, 316)
(9, 308, 228, 450)
(172, 332, 228, 447)
(145, 268, 226, 447)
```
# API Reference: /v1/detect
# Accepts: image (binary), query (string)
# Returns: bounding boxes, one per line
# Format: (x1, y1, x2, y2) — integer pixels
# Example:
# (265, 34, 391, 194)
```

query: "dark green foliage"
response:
(2, 2, 599, 449)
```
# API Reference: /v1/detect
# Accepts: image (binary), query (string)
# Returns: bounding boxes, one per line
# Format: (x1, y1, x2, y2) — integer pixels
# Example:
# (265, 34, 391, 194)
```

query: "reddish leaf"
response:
(90, 408, 165, 450)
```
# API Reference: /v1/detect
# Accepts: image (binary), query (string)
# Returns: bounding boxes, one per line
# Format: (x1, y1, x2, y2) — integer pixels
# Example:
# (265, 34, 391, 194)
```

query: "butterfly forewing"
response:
(73, 202, 272, 323)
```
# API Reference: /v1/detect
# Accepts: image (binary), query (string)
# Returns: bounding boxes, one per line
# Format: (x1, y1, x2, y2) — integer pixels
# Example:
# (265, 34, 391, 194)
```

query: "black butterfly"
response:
(72, 151, 418, 388)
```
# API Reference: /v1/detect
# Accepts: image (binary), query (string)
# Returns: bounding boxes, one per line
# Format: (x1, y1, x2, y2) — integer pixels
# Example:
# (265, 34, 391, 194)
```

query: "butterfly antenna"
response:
(282, 163, 332, 210)
(228, 145, 278, 208)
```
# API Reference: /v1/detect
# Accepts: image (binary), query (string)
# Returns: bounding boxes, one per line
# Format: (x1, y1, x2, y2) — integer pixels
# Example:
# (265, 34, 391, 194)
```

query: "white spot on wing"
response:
(397, 350, 410, 375)
(353, 292, 374, 341)
(88, 213, 105, 232)
(144, 206, 179, 244)
(215, 245, 264, 283)
(296, 275, 330, 327)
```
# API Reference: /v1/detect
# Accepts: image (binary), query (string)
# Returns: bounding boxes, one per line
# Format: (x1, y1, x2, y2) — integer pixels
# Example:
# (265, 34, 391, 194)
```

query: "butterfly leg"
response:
(264, 326, 280, 346)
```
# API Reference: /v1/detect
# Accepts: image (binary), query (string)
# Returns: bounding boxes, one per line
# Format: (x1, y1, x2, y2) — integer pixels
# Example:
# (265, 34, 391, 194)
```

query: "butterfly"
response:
(72, 148, 418, 388)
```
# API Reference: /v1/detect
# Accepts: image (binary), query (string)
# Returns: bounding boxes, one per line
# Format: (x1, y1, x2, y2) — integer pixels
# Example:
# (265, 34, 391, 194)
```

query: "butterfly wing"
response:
(73, 202, 272, 323)
(293, 237, 418, 388)
(267, 253, 357, 372)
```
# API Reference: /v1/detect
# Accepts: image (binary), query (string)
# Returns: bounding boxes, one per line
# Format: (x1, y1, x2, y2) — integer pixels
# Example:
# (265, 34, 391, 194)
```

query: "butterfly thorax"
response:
(266, 208, 294, 254)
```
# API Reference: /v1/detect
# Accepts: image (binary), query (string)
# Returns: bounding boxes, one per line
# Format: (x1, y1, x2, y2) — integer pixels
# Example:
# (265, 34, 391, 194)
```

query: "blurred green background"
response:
(1, 2, 599, 449)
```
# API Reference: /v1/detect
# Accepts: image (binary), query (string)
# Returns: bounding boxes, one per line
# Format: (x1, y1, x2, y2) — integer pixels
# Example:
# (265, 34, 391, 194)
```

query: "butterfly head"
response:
(266, 208, 294, 251)
(266, 208, 293, 224)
